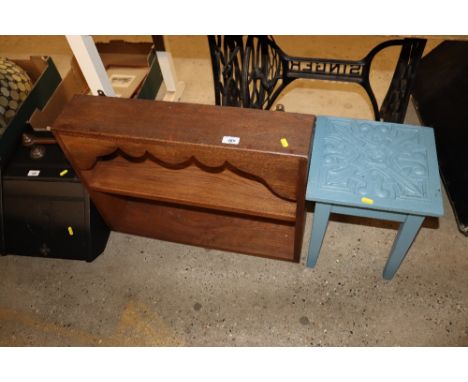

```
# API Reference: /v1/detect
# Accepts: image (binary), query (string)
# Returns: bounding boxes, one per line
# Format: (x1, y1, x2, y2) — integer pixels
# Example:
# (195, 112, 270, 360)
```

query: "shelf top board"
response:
(52, 95, 315, 158)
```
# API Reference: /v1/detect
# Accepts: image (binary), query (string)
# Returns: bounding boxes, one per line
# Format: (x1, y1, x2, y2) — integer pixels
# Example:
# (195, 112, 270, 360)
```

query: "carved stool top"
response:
(306, 116, 444, 217)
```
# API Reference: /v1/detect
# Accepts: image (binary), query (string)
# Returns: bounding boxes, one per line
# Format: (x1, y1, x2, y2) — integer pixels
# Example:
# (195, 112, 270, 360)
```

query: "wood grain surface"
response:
(53, 95, 315, 156)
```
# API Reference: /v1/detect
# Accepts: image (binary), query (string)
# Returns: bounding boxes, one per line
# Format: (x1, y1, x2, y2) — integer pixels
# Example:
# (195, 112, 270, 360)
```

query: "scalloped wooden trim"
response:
(56, 133, 302, 200)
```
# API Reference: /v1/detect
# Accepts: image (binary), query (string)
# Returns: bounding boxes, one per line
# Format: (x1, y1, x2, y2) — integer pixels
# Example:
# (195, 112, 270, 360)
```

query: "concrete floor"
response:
(0, 36, 466, 346)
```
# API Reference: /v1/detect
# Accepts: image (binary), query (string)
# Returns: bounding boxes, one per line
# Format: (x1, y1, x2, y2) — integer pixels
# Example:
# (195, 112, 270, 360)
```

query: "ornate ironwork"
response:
(208, 35, 245, 107)
(242, 36, 286, 109)
(209, 36, 427, 123)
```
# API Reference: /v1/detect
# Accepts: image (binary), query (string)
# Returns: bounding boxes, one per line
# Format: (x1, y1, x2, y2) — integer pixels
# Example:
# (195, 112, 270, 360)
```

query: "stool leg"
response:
(306, 203, 332, 268)
(383, 214, 424, 280)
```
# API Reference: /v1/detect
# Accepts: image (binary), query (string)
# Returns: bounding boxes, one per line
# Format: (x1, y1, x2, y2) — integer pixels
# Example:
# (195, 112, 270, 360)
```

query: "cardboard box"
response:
(30, 40, 163, 131)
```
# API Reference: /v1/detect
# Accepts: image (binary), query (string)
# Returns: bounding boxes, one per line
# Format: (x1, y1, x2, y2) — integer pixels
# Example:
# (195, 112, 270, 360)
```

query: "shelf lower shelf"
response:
(90, 191, 297, 261)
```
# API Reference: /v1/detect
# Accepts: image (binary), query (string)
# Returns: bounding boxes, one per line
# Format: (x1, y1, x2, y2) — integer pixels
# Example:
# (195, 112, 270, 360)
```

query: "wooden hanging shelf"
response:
(52, 95, 315, 261)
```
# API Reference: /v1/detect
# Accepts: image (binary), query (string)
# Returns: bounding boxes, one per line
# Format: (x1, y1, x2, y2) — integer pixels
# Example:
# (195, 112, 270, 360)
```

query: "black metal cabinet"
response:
(2, 143, 109, 261)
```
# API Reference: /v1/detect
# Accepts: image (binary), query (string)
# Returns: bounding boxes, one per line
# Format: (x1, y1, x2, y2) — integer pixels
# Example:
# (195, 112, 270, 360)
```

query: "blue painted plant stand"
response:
(306, 116, 444, 279)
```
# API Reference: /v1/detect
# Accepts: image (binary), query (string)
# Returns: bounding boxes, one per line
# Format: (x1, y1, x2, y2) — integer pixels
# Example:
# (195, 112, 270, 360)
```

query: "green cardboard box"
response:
(29, 40, 163, 131)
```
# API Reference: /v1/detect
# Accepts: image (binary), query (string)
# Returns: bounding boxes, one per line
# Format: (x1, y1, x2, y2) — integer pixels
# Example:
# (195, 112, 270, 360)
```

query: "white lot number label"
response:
(222, 136, 240, 145)
(27, 170, 40, 177)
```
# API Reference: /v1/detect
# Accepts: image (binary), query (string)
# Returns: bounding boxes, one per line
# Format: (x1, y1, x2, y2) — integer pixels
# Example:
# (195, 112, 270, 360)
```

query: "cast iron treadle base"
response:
(208, 36, 426, 123)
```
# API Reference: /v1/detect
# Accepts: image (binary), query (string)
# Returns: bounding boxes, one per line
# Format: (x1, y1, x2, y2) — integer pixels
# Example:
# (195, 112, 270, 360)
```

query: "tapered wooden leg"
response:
(383, 214, 425, 280)
(306, 203, 332, 268)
